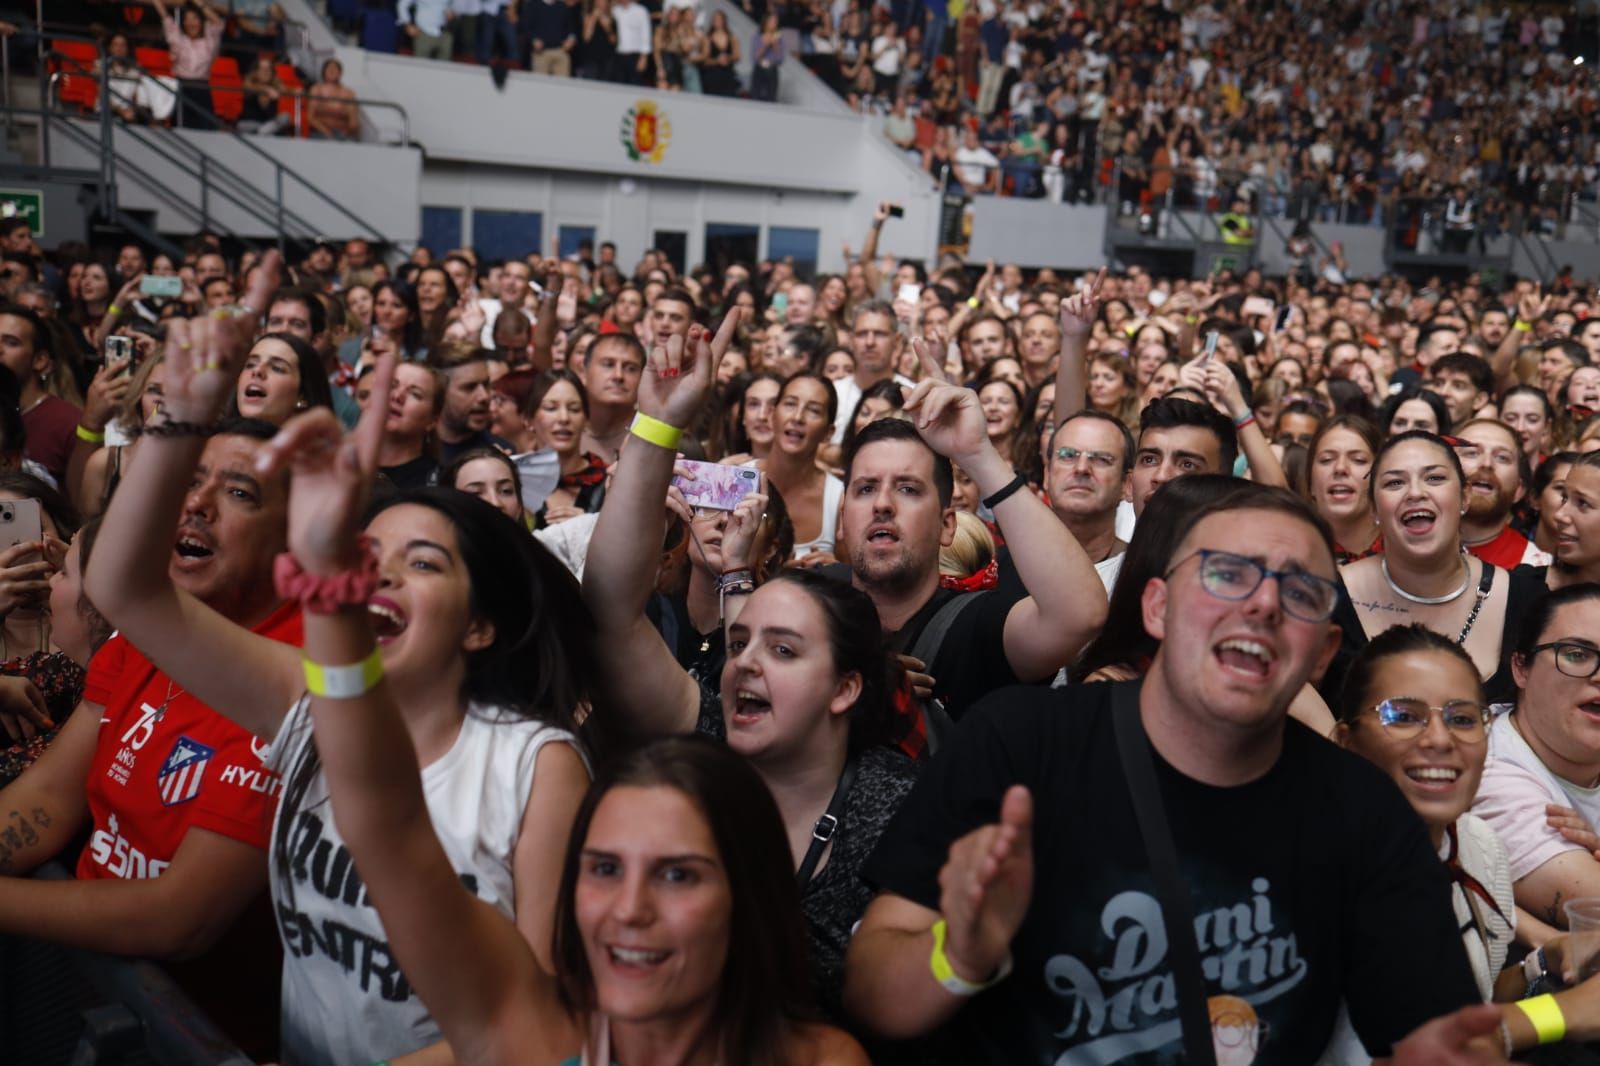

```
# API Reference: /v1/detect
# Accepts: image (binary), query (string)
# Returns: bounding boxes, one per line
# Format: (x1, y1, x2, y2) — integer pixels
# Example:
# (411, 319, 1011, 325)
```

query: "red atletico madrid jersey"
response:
(77, 601, 304, 881)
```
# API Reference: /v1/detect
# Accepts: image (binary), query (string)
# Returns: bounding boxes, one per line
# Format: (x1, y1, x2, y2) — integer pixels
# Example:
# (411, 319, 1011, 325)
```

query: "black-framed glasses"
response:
(1053, 445, 1118, 469)
(1530, 641, 1600, 680)
(1368, 697, 1489, 740)
(1165, 549, 1339, 622)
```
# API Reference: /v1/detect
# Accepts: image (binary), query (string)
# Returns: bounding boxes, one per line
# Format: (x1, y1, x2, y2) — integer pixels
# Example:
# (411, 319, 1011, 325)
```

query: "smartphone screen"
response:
(104, 335, 135, 375)
(140, 275, 183, 299)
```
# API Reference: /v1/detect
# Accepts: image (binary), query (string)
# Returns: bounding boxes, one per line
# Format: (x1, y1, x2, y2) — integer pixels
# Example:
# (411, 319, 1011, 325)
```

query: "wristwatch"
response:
(1523, 946, 1550, 994)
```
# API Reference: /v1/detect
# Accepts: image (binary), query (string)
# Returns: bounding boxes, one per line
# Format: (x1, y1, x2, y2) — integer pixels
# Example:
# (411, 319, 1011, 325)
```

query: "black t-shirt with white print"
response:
(863, 681, 1480, 1064)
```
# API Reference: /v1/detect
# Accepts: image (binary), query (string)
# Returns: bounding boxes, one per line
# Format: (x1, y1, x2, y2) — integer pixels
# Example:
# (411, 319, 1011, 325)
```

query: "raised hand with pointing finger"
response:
(936, 785, 1033, 984)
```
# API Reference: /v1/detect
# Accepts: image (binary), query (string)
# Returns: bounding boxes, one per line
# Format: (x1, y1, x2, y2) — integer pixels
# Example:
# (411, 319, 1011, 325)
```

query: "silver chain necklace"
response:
(1381, 550, 1470, 606)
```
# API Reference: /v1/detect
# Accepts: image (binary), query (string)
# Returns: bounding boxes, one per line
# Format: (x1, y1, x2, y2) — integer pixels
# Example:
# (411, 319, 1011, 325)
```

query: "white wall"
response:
(331, 48, 938, 272)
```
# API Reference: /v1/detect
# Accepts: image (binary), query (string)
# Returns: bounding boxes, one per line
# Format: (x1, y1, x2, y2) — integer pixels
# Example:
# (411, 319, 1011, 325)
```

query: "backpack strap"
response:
(1111, 682, 1217, 1066)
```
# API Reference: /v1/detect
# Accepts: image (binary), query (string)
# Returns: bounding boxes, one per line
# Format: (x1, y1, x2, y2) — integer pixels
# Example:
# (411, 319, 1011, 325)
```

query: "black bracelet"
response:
(982, 472, 1028, 511)
(127, 419, 222, 439)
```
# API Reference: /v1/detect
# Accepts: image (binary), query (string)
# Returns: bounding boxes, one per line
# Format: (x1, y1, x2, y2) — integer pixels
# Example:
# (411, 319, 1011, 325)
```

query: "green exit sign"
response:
(0, 190, 43, 238)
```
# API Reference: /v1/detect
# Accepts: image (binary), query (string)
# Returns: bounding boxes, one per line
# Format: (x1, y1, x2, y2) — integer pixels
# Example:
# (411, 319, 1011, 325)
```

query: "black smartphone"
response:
(887, 205, 905, 219)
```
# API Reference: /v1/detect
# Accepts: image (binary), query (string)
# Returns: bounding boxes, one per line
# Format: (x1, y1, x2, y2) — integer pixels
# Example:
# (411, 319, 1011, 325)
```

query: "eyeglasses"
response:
(1165, 548, 1339, 622)
(1053, 445, 1118, 469)
(1530, 641, 1600, 680)
(1366, 697, 1488, 740)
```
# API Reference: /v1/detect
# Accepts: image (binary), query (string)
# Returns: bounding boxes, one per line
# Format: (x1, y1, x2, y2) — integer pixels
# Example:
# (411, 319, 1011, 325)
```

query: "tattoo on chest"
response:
(1350, 599, 1411, 614)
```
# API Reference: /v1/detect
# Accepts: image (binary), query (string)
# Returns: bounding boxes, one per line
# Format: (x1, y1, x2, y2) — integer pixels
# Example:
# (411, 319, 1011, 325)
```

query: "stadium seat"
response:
(57, 73, 99, 112)
(360, 10, 400, 54)
(136, 47, 173, 78)
(275, 63, 308, 135)
(210, 55, 243, 122)
(49, 39, 99, 75)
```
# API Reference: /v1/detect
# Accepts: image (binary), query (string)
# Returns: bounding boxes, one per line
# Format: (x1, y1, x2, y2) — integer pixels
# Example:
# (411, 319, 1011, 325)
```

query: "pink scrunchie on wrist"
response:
(273, 535, 381, 614)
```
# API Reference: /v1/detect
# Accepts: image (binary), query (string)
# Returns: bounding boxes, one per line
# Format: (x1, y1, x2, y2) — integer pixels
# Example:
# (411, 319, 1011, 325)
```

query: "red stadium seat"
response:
(274, 63, 308, 135)
(58, 73, 99, 112)
(137, 47, 172, 78)
(48, 41, 101, 112)
(210, 55, 243, 122)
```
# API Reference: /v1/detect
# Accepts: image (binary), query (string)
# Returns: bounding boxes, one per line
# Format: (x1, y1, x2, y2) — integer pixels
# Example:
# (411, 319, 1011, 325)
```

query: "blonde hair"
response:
(938, 510, 996, 580)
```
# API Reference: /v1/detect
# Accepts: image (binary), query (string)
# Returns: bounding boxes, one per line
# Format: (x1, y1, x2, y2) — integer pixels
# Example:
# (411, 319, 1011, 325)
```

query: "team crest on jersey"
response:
(157, 735, 214, 807)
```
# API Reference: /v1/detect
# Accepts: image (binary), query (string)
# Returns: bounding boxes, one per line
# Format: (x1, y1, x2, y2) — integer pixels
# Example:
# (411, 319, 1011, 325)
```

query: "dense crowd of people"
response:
(53, 0, 1600, 252)
(876, 0, 1600, 231)
(16, 193, 1600, 1063)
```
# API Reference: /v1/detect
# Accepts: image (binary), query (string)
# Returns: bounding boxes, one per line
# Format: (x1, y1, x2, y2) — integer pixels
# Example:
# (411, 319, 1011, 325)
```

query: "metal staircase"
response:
(2, 27, 405, 253)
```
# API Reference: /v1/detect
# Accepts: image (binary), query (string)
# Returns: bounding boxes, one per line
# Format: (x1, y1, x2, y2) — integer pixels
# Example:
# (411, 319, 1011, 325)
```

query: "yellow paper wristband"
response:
(928, 917, 1011, 996)
(1514, 320, 1533, 332)
(1516, 993, 1566, 1044)
(75, 424, 105, 444)
(630, 413, 683, 452)
(303, 647, 385, 700)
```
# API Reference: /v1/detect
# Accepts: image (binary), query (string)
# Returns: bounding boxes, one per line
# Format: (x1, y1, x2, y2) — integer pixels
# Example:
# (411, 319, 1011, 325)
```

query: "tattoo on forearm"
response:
(1548, 889, 1565, 929)
(0, 806, 48, 874)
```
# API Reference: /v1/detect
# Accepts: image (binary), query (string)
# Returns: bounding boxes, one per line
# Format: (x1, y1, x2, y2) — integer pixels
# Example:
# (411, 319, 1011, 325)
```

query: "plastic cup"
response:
(1564, 898, 1600, 981)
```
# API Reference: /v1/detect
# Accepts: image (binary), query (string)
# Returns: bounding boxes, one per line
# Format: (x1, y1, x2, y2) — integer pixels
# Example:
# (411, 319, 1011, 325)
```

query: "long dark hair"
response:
(372, 279, 425, 357)
(777, 370, 839, 459)
(760, 568, 895, 753)
(273, 488, 600, 905)
(842, 379, 905, 451)
(0, 470, 80, 538)
(552, 737, 817, 1066)
(223, 332, 336, 420)
(442, 447, 526, 521)
(1368, 429, 1466, 502)
(1337, 623, 1481, 724)
(524, 368, 590, 421)
(1376, 385, 1451, 439)
(1073, 475, 1244, 681)
(414, 266, 461, 350)
(723, 370, 783, 457)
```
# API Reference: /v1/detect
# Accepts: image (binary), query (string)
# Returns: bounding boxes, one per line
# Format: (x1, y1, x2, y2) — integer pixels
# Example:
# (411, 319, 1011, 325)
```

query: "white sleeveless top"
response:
(791, 474, 845, 559)
(265, 697, 581, 1066)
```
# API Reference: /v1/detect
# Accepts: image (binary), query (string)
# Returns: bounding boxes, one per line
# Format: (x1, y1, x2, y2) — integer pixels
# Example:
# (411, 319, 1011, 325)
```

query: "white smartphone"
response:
(0, 498, 43, 563)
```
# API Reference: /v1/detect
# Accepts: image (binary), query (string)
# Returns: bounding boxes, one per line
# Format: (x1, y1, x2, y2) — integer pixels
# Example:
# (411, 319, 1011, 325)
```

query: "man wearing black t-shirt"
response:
(845, 484, 1492, 1063)
(837, 395, 1105, 721)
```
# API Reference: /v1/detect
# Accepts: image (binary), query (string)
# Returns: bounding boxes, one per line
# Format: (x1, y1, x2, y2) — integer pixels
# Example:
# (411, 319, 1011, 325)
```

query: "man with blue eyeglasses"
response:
(848, 481, 1492, 1063)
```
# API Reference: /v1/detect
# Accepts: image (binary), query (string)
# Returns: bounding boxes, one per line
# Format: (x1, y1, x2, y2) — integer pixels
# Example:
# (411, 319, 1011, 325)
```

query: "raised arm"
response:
(530, 262, 563, 373)
(253, 359, 574, 1065)
(846, 785, 1033, 1038)
(581, 310, 742, 740)
(1206, 358, 1283, 487)
(83, 256, 305, 740)
(861, 202, 894, 299)
(65, 363, 131, 517)
(905, 369, 1107, 680)
(1052, 266, 1103, 426)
